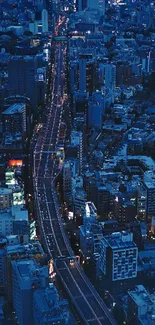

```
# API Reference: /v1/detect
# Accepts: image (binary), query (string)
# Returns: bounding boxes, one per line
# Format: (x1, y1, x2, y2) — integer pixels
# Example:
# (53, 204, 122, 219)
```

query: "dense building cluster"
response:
(0, 0, 155, 324)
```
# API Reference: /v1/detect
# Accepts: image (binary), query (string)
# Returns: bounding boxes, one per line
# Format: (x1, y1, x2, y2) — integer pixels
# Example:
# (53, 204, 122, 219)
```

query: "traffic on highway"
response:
(32, 28, 116, 325)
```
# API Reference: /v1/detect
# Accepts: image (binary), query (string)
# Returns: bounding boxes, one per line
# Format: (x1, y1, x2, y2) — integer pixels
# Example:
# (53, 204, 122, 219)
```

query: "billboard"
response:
(5, 171, 15, 185)
(13, 191, 24, 205)
(9, 160, 23, 167)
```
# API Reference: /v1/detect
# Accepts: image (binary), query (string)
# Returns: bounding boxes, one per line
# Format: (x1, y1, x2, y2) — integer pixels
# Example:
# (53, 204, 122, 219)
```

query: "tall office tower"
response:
(41, 9, 48, 32)
(2, 103, 27, 139)
(101, 63, 116, 89)
(88, 91, 105, 129)
(69, 61, 78, 94)
(100, 231, 138, 282)
(63, 161, 72, 202)
(73, 116, 87, 153)
(142, 180, 155, 218)
(12, 259, 49, 325)
(97, 185, 111, 219)
(47, 0, 53, 30)
(116, 62, 132, 86)
(71, 131, 83, 173)
(8, 56, 38, 111)
(79, 55, 95, 94)
(73, 91, 88, 115)
(33, 284, 69, 325)
(114, 197, 136, 223)
(137, 184, 147, 220)
(80, 202, 102, 258)
(4, 240, 45, 304)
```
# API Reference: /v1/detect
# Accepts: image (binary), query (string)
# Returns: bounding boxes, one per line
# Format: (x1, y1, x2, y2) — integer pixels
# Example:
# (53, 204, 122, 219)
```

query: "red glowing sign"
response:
(9, 160, 23, 167)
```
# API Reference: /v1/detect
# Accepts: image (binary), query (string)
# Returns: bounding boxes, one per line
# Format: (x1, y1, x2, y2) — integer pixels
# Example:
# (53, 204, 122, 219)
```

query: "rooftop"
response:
(6, 241, 44, 256)
(0, 188, 12, 195)
(101, 231, 137, 250)
(11, 205, 28, 221)
(2, 103, 25, 115)
(128, 285, 155, 322)
(12, 258, 48, 290)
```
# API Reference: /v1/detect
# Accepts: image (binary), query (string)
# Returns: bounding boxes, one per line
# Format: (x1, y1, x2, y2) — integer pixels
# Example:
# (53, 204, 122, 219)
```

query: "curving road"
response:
(33, 41, 116, 325)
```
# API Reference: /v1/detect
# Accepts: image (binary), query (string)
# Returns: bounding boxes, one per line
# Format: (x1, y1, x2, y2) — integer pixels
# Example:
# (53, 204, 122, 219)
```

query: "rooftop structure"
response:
(2, 103, 25, 115)
(128, 285, 155, 325)
(33, 284, 69, 325)
(100, 231, 138, 282)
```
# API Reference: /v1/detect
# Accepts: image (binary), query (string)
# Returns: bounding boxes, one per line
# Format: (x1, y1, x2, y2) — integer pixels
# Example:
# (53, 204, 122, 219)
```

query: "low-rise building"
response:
(128, 285, 155, 325)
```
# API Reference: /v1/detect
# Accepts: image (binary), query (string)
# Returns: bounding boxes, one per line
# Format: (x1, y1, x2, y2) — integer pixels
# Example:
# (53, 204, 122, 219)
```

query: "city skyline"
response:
(0, 0, 155, 324)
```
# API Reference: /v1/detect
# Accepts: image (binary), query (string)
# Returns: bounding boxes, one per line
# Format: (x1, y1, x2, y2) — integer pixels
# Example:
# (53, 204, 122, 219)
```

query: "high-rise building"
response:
(0, 188, 12, 209)
(114, 196, 137, 223)
(100, 63, 116, 89)
(88, 91, 105, 129)
(4, 240, 45, 303)
(71, 176, 83, 200)
(79, 54, 95, 94)
(80, 226, 94, 258)
(83, 202, 98, 228)
(74, 188, 87, 219)
(63, 161, 72, 202)
(47, 0, 53, 31)
(69, 61, 79, 94)
(12, 259, 49, 325)
(8, 56, 42, 111)
(100, 231, 138, 282)
(80, 202, 102, 258)
(73, 91, 88, 115)
(0, 205, 29, 238)
(143, 180, 155, 218)
(137, 183, 147, 220)
(41, 9, 48, 33)
(71, 131, 83, 173)
(2, 103, 26, 139)
(97, 185, 111, 219)
(33, 284, 69, 325)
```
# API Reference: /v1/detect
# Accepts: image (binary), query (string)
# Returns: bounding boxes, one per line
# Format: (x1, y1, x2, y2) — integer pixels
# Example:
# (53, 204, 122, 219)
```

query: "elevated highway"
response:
(33, 40, 116, 325)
